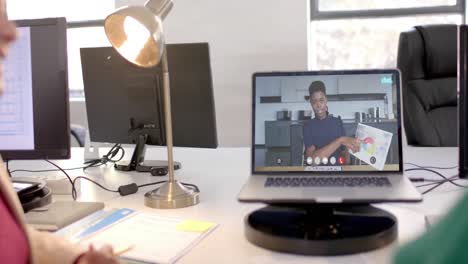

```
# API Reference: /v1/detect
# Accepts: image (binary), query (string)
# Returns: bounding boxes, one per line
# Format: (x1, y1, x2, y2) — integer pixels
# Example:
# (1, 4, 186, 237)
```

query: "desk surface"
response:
(9, 146, 466, 264)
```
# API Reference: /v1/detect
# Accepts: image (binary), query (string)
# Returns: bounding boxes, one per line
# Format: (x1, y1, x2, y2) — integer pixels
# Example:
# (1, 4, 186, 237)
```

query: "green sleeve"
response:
(394, 193, 468, 264)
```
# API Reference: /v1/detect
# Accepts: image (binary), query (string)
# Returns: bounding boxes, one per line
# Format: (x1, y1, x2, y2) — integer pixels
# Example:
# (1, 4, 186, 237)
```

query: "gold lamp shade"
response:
(104, 6, 164, 68)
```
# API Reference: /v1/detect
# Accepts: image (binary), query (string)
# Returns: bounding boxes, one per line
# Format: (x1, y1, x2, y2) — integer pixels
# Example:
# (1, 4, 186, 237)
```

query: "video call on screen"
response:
(253, 73, 400, 172)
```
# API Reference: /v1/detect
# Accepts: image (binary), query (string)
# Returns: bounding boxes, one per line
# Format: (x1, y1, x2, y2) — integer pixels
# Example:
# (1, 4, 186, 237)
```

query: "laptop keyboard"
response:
(264, 176, 392, 188)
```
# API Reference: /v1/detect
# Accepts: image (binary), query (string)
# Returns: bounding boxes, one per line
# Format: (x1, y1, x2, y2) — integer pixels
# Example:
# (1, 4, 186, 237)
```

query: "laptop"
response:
(238, 69, 422, 204)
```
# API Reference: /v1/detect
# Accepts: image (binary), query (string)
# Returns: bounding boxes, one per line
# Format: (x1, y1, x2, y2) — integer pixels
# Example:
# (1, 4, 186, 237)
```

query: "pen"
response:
(113, 244, 134, 256)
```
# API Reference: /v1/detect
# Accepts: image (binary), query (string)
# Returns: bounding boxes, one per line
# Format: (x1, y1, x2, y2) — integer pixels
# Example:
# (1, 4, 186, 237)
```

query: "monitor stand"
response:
(245, 204, 397, 255)
(115, 134, 181, 176)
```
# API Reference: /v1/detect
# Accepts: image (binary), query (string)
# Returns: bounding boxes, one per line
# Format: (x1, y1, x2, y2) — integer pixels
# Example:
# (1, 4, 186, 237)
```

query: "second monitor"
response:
(81, 43, 217, 173)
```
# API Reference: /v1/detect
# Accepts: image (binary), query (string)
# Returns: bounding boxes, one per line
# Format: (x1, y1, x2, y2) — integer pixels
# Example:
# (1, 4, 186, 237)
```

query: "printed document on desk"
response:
(56, 208, 218, 264)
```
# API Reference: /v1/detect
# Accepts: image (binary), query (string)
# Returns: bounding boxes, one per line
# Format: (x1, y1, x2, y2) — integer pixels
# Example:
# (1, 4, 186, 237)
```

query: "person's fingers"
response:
(98, 244, 114, 257)
(78, 244, 122, 264)
(352, 144, 359, 153)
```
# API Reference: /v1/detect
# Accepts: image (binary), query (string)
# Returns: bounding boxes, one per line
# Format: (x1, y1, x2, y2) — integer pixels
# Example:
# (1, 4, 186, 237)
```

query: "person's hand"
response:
(76, 245, 122, 264)
(340, 137, 361, 153)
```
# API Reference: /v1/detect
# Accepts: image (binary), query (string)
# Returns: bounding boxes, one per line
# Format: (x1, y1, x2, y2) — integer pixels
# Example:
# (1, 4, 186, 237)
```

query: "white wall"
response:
(103, 0, 310, 147)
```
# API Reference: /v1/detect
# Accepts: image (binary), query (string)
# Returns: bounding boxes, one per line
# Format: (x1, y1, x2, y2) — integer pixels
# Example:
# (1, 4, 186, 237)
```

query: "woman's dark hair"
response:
(309, 81, 326, 96)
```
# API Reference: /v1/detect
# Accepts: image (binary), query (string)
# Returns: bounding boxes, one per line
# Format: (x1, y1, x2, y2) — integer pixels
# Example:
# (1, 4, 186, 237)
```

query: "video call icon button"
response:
(322, 157, 328, 165)
(338, 156, 345, 165)
(314, 157, 321, 165)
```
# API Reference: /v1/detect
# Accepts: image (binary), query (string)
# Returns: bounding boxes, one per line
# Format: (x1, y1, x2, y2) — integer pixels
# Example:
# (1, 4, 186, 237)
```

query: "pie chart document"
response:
(350, 123, 393, 171)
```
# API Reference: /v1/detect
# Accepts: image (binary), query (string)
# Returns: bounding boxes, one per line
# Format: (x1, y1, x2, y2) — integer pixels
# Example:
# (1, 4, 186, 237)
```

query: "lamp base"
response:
(144, 180, 199, 209)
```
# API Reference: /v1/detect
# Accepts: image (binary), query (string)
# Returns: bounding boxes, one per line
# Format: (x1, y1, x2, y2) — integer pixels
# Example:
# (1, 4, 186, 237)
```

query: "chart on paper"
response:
(350, 123, 393, 171)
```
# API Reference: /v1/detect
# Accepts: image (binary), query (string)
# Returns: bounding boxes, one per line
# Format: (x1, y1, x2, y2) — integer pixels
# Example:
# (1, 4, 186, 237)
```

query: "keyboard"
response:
(264, 176, 391, 188)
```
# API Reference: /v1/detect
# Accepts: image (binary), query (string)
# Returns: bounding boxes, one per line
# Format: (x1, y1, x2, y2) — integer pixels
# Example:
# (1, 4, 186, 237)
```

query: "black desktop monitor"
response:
(0, 17, 70, 160)
(81, 43, 217, 172)
(459, 25, 468, 178)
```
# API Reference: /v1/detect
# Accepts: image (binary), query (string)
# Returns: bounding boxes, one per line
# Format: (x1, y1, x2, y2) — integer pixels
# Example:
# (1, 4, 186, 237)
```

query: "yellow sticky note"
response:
(176, 220, 215, 233)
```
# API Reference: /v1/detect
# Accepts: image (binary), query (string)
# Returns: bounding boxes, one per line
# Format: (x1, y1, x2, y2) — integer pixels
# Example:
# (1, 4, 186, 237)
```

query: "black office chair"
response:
(397, 24, 457, 146)
(70, 124, 86, 147)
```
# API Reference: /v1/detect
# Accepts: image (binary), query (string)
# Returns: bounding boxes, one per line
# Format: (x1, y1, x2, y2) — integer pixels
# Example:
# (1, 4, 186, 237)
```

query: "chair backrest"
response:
(70, 124, 86, 147)
(397, 24, 457, 146)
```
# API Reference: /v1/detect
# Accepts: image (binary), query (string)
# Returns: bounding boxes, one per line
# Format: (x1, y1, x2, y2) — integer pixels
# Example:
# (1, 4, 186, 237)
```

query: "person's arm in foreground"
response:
(27, 227, 121, 264)
(306, 136, 360, 160)
(394, 193, 468, 264)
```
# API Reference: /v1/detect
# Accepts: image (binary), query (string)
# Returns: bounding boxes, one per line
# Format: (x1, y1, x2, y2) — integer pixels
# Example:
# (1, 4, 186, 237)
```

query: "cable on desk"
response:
(68, 178, 201, 197)
(408, 178, 445, 182)
(9, 144, 124, 175)
(405, 164, 458, 184)
(409, 172, 468, 195)
(9, 163, 103, 174)
(84, 143, 125, 167)
(419, 176, 468, 195)
(28, 157, 200, 199)
(405, 167, 461, 186)
(180, 182, 200, 193)
(415, 176, 458, 188)
(421, 181, 447, 195)
(44, 161, 113, 200)
(105, 143, 125, 162)
(137, 181, 167, 188)
(73, 176, 119, 194)
(404, 162, 458, 170)
(404, 166, 468, 195)
(45, 160, 78, 200)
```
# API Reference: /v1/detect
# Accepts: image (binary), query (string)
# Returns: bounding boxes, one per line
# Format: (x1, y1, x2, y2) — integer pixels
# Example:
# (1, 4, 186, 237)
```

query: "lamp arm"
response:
(145, 0, 174, 20)
(161, 50, 175, 182)
(161, 48, 169, 74)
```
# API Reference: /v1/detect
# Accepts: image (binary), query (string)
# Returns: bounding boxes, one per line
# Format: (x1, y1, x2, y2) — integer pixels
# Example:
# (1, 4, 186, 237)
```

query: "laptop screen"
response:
(252, 70, 402, 173)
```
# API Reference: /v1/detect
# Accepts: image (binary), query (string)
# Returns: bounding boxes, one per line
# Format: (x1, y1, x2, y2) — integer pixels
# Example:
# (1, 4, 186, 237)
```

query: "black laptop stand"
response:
(245, 204, 397, 255)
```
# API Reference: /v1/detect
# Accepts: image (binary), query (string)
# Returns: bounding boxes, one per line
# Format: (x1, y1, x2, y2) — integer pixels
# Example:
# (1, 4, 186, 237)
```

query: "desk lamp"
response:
(104, 0, 199, 209)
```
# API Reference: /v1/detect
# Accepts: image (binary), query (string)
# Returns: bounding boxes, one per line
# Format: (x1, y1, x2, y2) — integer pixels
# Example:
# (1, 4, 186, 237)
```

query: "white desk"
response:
(8, 146, 467, 264)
